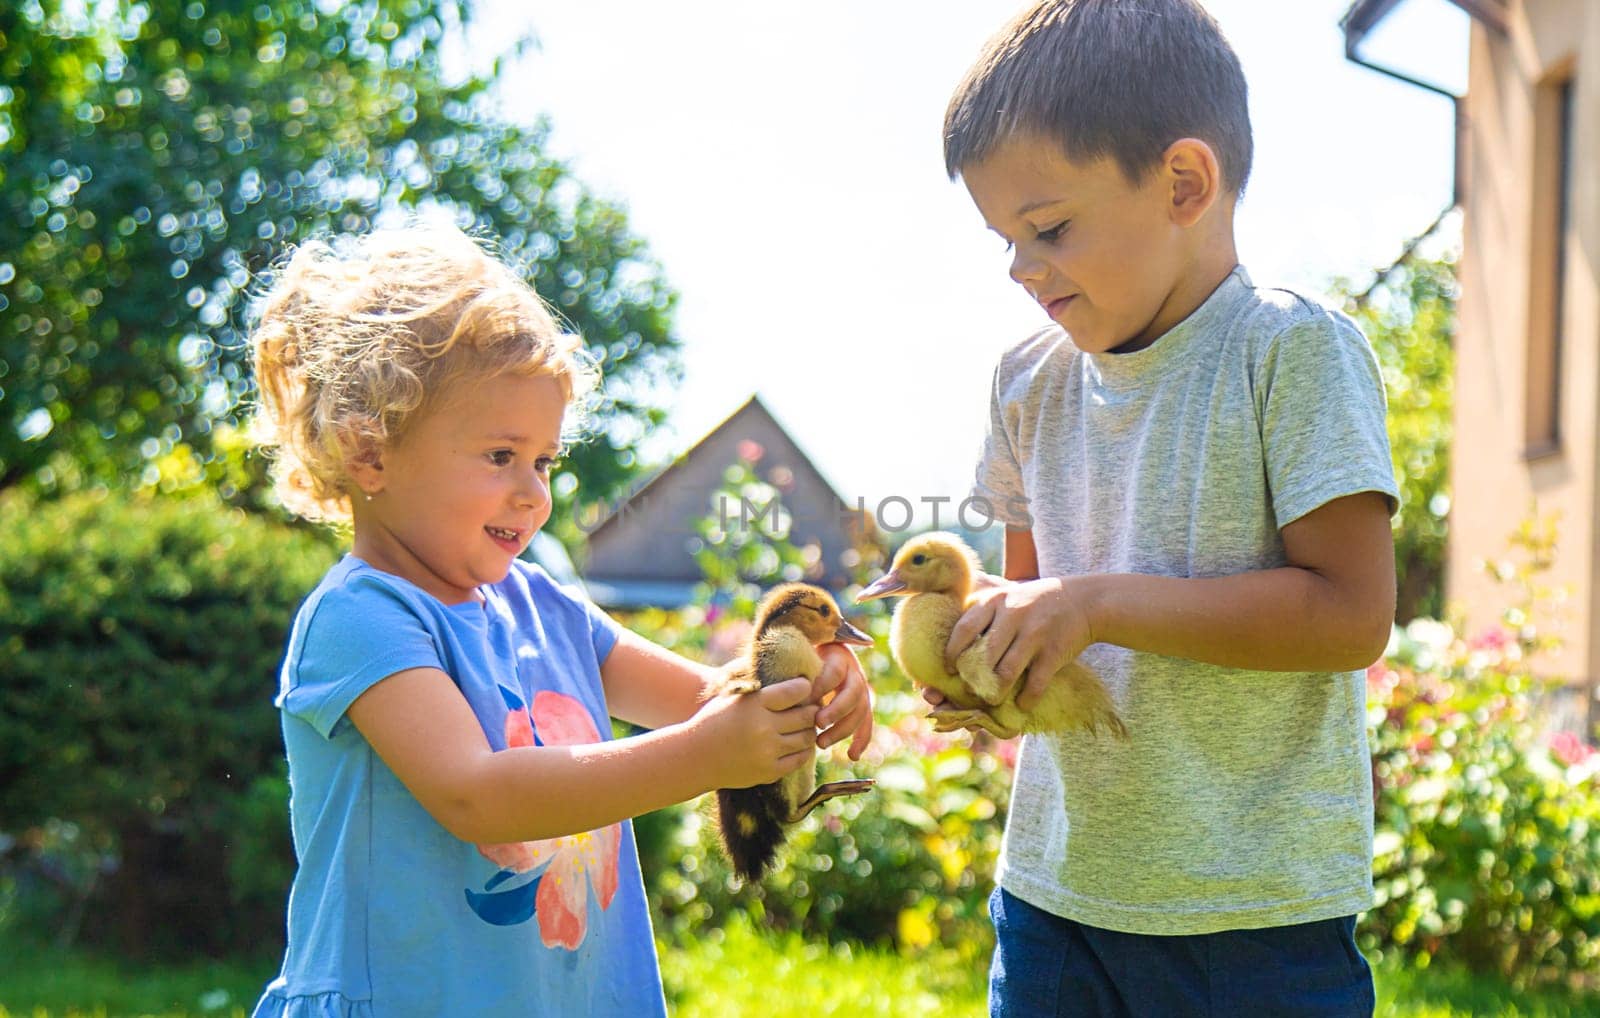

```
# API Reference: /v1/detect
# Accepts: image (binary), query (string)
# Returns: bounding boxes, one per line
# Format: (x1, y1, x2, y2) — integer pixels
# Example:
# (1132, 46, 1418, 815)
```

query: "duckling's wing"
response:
(754, 629, 823, 687)
(954, 639, 1009, 706)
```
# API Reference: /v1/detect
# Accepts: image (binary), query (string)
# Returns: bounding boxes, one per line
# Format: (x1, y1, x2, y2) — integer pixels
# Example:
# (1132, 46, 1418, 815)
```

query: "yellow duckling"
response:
(714, 583, 875, 881)
(856, 532, 1126, 740)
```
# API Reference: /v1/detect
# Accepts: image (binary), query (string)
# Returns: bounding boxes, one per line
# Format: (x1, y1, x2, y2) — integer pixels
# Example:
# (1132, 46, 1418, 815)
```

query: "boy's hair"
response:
(248, 221, 597, 524)
(944, 0, 1252, 195)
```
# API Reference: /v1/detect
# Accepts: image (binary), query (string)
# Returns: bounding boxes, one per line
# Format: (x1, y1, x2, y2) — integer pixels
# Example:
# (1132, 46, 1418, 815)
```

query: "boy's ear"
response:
(1162, 138, 1223, 228)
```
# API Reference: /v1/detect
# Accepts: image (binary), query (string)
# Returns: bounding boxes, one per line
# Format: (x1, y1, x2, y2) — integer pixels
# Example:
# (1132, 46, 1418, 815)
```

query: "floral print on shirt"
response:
(466, 688, 622, 950)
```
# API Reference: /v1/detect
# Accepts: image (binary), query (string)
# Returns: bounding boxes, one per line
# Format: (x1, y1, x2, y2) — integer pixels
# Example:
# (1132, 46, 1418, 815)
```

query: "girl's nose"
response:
(516, 468, 551, 512)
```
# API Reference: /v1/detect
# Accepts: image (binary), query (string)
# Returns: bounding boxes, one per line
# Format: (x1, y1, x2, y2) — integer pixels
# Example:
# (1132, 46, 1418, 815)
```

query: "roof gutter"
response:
(1341, 0, 1461, 101)
(1339, 0, 1474, 206)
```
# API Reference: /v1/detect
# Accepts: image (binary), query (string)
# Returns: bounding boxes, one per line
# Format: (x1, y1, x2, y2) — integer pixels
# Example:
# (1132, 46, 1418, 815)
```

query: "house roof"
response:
(580, 392, 849, 544)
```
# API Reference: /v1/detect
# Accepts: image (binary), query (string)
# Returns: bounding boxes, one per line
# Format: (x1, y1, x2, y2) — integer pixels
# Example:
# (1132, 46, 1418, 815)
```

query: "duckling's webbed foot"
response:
(785, 779, 875, 823)
(927, 704, 1019, 739)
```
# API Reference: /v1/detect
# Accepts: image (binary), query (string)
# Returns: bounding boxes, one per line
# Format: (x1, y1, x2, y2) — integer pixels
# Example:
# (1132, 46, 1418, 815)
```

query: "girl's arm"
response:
(949, 491, 1395, 710)
(599, 630, 718, 730)
(346, 667, 817, 844)
(602, 629, 876, 758)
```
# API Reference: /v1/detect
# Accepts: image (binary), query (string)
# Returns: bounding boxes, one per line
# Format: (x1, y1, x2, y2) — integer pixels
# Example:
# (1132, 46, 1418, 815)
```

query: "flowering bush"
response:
(1364, 518, 1600, 983)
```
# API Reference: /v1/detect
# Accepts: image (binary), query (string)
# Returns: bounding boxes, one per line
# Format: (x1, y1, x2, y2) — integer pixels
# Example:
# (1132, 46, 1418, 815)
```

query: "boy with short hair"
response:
(941, 1, 1397, 1014)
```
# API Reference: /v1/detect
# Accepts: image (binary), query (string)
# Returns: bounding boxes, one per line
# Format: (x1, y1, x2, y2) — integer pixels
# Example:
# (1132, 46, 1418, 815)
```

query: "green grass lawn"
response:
(1, 921, 1596, 1017)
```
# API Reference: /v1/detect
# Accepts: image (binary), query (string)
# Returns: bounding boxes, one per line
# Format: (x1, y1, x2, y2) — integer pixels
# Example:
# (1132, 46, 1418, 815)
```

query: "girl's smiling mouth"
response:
(486, 526, 523, 551)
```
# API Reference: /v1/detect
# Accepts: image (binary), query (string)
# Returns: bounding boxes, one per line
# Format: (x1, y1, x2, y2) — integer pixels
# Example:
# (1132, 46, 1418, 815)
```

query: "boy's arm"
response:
(955, 491, 1394, 710)
(602, 629, 874, 757)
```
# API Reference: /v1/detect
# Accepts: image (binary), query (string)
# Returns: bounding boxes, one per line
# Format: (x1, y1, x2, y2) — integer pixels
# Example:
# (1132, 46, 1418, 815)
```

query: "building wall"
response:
(1453, 0, 1600, 691)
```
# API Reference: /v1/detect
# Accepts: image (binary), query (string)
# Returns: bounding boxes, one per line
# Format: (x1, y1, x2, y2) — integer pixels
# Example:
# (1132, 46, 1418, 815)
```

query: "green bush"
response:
(0, 489, 337, 955)
(1365, 517, 1600, 983)
(1337, 250, 1456, 622)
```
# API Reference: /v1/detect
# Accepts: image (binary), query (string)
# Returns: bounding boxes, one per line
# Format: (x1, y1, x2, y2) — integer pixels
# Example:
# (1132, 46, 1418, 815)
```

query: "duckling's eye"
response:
(816, 604, 831, 618)
(911, 553, 926, 566)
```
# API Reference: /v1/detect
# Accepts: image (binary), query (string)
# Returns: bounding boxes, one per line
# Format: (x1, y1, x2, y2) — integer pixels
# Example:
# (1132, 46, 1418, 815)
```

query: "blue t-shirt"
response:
(252, 556, 666, 1017)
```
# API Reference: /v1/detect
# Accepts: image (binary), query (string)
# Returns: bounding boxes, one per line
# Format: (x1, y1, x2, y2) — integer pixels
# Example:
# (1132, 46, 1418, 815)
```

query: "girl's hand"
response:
(812, 643, 874, 761)
(692, 677, 818, 789)
(944, 576, 1094, 712)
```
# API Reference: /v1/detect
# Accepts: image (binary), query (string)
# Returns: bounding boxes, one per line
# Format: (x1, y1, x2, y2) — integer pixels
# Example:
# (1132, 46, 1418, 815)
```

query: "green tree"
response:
(0, 0, 677, 509)
(1337, 249, 1456, 621)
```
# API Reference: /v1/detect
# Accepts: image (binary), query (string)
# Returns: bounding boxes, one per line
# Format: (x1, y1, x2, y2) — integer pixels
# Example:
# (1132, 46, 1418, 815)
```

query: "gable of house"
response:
(581, 395, 864, 608)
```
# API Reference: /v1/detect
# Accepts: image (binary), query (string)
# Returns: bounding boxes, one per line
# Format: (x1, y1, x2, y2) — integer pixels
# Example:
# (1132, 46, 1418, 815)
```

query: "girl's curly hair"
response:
(248, 222, 597, 524)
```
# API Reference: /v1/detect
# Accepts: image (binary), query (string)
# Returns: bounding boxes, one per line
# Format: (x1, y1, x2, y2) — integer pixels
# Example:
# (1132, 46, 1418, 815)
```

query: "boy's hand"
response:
(945, 577, 1094, 712)
(811, 643, 874, 760)
(693, 677, 818, 788)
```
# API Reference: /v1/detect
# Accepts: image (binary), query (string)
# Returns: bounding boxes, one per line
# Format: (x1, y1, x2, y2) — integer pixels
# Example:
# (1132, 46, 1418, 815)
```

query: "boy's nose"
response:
(1009, 247, 1048, 287)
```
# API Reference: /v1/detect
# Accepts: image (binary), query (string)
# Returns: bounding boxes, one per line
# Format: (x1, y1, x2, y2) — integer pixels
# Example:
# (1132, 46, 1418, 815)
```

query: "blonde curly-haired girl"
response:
(245, 223, 872, 1016)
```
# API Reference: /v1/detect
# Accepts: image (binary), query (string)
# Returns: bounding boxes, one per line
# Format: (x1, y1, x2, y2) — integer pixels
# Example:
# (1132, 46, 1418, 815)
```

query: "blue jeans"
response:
(989, 887, 1374, 1017)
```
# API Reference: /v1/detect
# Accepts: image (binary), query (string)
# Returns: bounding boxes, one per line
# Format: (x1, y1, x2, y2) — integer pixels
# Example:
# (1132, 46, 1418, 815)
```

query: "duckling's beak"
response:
(832, 618, 873, 646)
(855, 571, 906, 602)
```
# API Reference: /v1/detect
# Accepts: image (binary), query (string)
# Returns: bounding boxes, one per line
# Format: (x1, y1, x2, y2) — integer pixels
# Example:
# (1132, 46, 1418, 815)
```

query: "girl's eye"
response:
(488, 450, 514, 467)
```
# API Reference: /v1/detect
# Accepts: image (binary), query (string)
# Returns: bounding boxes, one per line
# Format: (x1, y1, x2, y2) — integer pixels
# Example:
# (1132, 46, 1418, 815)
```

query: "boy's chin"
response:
(1066, 326, 1158, 356)
(1065, 331, 1129, 355)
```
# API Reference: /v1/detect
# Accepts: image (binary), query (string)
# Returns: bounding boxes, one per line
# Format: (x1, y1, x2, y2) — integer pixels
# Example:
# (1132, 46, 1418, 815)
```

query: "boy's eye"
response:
(1035, 221, 1069, 244)
(535, 456, 559, 474)
(488, 450, 514, 467)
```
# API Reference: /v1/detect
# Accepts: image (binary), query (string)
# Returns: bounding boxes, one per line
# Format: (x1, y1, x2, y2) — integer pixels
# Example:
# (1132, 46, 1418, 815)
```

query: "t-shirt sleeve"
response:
(972, 360, 1033, 529)
(281, 576, 445, 739)
(517, 559, 623, 666)
(1258, 311, 1401, 529)
(577, 586, 623, 664)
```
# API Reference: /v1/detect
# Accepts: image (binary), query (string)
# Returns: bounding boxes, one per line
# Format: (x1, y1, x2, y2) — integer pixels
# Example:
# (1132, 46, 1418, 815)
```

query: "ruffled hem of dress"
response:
(250, 990, 376, 1018)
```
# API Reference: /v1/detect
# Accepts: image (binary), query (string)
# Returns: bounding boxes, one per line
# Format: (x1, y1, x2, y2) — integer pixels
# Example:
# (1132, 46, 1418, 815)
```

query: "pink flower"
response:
(1470, 627, 1513, 653)
(991, 736, 1020, 771)
(477, 690, 621, 950)
(1550, 730, 1597, 768)
(737, 439, 765, 464)
(1366, 663, 1395, 694)
(704, 618, 754, 666)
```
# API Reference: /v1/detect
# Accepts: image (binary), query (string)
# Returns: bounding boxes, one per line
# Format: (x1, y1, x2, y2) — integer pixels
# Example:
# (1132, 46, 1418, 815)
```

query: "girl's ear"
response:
(1162, 138, 1222, 228)
(339, 417, 387, 498)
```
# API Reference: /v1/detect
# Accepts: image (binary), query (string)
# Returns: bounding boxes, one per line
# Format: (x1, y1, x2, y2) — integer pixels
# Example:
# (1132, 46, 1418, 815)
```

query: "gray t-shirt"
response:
(972, 266, 1398, 935)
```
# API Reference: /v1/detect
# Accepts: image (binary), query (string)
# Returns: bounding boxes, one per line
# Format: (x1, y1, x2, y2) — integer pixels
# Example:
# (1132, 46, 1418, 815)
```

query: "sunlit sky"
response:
(469, 0, 1466, 521)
